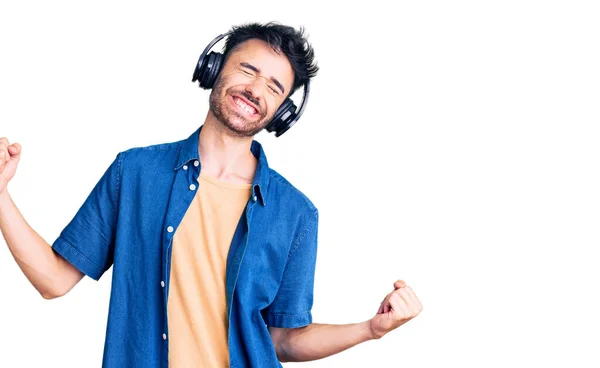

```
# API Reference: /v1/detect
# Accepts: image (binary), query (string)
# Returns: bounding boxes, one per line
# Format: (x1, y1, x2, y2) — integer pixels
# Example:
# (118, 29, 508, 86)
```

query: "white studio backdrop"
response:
(1, 1, 599, 367)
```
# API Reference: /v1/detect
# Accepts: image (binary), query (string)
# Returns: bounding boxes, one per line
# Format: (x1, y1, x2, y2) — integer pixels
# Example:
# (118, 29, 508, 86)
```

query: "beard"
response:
(209, 75, 275, 138)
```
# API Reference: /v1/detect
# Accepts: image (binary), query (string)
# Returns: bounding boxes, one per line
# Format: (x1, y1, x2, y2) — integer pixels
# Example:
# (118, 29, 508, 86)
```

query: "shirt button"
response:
(183, 165, 188, 170)
(163, 333, 167, 340)
(194, 160, 199, 167)
(189, 183, 196, 191)
(253, 195, 257, 202)
(161, 281, 165, 288)
(167, 226, 174, 233)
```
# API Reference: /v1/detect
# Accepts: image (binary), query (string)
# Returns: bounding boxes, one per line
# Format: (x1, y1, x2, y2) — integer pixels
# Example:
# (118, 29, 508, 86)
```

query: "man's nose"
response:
(244, 77, 268, 102)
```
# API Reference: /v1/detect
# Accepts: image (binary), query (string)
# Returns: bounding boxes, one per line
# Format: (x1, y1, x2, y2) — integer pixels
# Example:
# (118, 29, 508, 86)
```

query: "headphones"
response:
(192, 32, 310, 137)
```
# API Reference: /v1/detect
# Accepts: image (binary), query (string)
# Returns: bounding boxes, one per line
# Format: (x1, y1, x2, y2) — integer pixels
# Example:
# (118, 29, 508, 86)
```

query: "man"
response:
(0, 22, 422, 367)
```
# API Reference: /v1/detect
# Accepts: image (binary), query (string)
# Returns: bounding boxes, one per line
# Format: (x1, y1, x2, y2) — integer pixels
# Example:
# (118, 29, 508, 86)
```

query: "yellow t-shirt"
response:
(167, 171, 252, 367)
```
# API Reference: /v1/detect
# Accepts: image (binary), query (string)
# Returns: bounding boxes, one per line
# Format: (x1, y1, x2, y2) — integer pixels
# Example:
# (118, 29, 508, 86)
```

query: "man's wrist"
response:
(363, 319, 382, 341)
(0, 188, 9, 204)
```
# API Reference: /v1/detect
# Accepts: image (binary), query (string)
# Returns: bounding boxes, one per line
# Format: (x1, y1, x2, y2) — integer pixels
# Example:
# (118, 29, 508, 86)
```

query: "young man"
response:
(0, 22, 422, 367)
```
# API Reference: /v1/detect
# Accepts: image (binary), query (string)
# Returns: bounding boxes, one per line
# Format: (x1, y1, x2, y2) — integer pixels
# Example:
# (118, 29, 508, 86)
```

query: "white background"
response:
(1, 1, 599, 367)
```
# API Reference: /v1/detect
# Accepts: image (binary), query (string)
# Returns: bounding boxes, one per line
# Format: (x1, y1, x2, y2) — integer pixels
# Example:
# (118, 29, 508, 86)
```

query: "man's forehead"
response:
(229, 40, 285, 67)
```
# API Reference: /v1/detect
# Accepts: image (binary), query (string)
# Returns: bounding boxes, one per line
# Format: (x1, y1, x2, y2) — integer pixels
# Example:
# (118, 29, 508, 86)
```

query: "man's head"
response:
(208, 22, 318, 138)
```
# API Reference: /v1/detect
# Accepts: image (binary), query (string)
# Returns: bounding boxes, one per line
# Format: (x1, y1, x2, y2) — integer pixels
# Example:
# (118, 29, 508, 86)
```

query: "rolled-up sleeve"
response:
(264, 208, 319, 328)
(51, 152, 123, 281)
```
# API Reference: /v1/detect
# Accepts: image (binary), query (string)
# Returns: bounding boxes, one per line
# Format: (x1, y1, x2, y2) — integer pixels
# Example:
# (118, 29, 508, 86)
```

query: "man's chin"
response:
(222, 119, 264, 138)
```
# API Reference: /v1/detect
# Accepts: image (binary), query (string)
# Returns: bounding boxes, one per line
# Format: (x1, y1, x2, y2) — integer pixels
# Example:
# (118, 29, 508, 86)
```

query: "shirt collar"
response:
(174, 125, 270, 206)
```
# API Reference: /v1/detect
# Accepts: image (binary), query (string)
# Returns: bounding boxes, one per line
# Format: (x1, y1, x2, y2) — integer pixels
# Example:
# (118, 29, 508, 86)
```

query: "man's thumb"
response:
(8, 143, 21, 158)
(394, 280, 406, 289)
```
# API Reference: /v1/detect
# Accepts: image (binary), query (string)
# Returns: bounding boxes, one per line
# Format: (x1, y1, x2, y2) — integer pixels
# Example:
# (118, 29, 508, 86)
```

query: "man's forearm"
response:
(0, 189, 72, 298)
(278, 321, 376, 362)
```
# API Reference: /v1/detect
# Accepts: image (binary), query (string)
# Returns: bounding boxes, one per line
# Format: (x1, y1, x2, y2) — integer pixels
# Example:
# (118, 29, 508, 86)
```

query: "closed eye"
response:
(239, 62, 286, 95)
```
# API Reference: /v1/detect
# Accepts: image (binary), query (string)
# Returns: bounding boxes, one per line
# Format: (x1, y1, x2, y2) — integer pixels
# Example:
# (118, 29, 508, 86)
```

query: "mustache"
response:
(236, 90, 261, 111)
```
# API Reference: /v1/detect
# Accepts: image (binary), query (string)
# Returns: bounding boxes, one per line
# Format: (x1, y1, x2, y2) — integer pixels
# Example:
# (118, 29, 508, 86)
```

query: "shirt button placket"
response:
(164, 224, 174, 346)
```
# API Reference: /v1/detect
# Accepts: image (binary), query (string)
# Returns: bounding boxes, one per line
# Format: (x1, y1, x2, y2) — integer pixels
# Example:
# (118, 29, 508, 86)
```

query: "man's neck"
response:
(197, 116, 258, 185)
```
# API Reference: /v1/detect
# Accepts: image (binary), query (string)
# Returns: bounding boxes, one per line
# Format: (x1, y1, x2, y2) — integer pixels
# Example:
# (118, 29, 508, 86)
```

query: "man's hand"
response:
(369, 279, 423, 339)
(0, 137, 22, 194)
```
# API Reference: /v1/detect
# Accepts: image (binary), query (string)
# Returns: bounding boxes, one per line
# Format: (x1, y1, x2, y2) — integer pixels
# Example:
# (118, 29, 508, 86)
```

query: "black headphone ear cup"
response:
(199, 52, 216, 88)
(274, 116, 296, 137)
(205, 52, 224, 89)
(193, 52, 208, 84)
(267, 98, 296, 134)
(192, 60, 202, 83)
(199, 52, 223, 89)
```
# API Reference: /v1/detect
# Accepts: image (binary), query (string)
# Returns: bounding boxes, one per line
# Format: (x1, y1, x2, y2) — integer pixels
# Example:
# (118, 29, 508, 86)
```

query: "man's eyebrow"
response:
(240, 62, 285, 94)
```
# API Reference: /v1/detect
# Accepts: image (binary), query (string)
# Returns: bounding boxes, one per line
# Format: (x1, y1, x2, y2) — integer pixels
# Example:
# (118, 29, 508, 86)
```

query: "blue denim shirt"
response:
(51, 125, 319, 367)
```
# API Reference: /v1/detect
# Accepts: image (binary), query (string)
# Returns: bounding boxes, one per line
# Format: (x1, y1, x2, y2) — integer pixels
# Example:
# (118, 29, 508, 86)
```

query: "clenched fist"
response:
(0, 137, 22, 194)
(369, 280, 423, 339)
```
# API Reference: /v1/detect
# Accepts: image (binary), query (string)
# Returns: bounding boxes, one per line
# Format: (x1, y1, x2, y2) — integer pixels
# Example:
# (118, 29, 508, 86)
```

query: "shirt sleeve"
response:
(263, 208, 319, 328)
(51, 152, 123, 281)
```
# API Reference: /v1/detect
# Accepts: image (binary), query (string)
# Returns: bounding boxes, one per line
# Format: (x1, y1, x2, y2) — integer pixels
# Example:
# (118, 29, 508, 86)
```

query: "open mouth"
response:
(231, 95, 259, 116)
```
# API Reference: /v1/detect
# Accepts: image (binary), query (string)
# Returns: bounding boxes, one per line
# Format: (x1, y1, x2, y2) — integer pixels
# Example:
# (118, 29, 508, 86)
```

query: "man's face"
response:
(209, 39, 294, 138)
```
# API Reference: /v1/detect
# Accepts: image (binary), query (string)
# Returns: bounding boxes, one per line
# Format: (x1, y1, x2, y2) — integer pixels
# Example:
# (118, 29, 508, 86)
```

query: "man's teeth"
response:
(234, 97, 256, 114)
